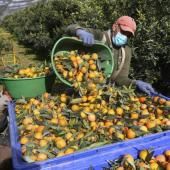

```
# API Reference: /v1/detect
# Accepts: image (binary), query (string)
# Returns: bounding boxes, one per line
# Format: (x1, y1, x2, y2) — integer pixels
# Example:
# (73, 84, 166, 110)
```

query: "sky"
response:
(0, 0, 40, 20)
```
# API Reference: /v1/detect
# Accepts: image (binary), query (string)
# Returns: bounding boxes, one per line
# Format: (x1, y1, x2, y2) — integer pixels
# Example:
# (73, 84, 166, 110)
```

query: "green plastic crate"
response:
(51, 37, 114, 86)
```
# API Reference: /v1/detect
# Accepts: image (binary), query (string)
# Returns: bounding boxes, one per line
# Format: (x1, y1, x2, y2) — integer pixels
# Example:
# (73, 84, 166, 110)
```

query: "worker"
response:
(66, 16, 157, 96)
(0, 85, 11, 133)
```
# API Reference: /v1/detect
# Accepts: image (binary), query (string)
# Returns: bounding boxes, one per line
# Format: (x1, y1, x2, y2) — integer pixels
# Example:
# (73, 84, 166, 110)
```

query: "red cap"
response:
(115, 16, 136, 35)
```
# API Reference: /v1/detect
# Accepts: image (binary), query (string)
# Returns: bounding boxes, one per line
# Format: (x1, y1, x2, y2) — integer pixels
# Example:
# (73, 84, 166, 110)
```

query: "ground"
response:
(0, 127, 12, 170)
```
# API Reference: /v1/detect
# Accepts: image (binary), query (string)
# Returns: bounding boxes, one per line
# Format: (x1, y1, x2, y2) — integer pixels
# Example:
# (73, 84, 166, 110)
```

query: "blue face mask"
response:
(112, 32, 128, 46)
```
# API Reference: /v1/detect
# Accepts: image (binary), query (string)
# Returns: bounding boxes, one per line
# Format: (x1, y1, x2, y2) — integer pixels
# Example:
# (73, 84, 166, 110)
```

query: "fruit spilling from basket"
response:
(104, 149, 170, 170)
(54, 50, 106, 95)
(0, 63, 52, 79)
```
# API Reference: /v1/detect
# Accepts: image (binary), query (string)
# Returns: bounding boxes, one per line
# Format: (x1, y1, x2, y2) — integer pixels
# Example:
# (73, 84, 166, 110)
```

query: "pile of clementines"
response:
(1, 63, 51, 78)
(16, 87, 170, 162)
(15, 50, 170, 162)
(54, 51, 106, 92)
(104, 149, 170, 170)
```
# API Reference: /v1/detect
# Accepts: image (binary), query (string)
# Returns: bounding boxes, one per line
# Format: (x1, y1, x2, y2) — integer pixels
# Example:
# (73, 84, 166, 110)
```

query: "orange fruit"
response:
(26, 124, 34, 131)
(83, 107, 91, 113)
(82, 54, 90, 60)
(81, 67, 88, 74)
(139, 150, 149, 161)
(149, 162, 159, 170)
(156, 108, 163, 115)
(155, 154, 166, 163)
(51, 118, 58, 124)
(80, 111, 87, 118)
(87, 83, 96, 90)
(71, 105, 80, 112)
(153, 96, 159, 103)
(68, 71, 73, 77)
(32, 99, 40, 105)
(104, 121, 113, 128)
(43, 92, 49, 99)
(58, 118, 68, 126)
(164, 150, 170, 157)
(60, 95, 67, 103)
(49, 101, 55, 108)
(139, 96, 146, 103)
(140, 125, 148, 132)
(140, 104, 147, 110)
(65, 148, 75, 155)
(108, 109, 115, 115)
(88, 114, 96, 122)
(73, 61, 78, 68)
(146, 121, 156, 129)
(123, 154, 134, 165)
(76, 132, 84, 140)
(65, 132, 73, 140)
(76, 56, 83, 64)
(35, 126, 45, 133)
(30, 155, 37, 162)
(89, 64, 97, 70)
(159, 98, 166, 105)
(115, 132, 125, 140)
(91, 53, 98, 60)
(18, 69, 25, 75)
(116, 107, 124, 116)
(109, 127, 116, 135)
(34, 132, 43, 140)
(33, 109, 40, 115)
(55, 138, 66, 149)
(20, 136, 29, 145)
(88, 72, 96, 79)
(130, 112, 139, 119)
(88, 59, 95, 65)
(39, 139, 48, 147)
(141, 109, 149, 116)
(126, 129, 136, 139)
(70, 55, 76, 61)
(57, 151, 65, 157)
(76, 75, 83, 82)
(23, 117, 33, 125)
(37, 153, 48, 161)
(81, 96, 88, 102)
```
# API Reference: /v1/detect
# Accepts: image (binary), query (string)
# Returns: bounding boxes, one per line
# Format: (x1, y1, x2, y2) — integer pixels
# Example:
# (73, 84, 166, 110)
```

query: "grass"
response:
(0, 27, 42, 68)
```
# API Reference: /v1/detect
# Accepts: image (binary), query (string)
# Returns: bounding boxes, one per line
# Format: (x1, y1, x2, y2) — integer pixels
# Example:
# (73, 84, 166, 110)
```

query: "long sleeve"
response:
(114, 46, 136, 86)
(65, 24, 104, 41)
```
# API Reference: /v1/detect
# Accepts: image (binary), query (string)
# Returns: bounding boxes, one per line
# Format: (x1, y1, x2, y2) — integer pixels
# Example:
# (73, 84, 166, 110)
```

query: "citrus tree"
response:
(1, 0, 170, 94)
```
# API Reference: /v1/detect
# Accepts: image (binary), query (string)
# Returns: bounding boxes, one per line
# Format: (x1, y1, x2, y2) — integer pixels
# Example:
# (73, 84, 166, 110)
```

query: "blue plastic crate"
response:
(8, 102, 170, 170)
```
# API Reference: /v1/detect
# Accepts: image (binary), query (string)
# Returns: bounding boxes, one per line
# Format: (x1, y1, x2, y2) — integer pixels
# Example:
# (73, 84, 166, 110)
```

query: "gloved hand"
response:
(136, 80, 157, 96)
(76, 29, 94, 46)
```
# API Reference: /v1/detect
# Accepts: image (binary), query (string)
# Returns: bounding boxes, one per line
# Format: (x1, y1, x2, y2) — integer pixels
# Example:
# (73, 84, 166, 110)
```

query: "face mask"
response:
(112, 32, 128, 46)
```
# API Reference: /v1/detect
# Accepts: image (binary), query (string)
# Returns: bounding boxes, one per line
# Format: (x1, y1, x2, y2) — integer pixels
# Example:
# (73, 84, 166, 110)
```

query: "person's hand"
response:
(76, 29, 94, 46)
(136, 80, 157, 96)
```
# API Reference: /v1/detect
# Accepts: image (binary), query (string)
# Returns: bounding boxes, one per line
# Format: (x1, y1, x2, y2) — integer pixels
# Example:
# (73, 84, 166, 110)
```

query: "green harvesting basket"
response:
(51, 37, 114, 86)
(0, 74, 55, 99)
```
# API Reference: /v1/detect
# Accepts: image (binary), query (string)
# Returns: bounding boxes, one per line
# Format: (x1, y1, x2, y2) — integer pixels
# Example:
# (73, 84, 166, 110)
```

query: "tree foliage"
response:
(1, 0, 170, 86)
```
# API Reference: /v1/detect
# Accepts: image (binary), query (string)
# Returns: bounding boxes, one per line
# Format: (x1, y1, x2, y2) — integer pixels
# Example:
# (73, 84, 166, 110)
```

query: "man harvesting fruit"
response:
(66, 16, 157, 96)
